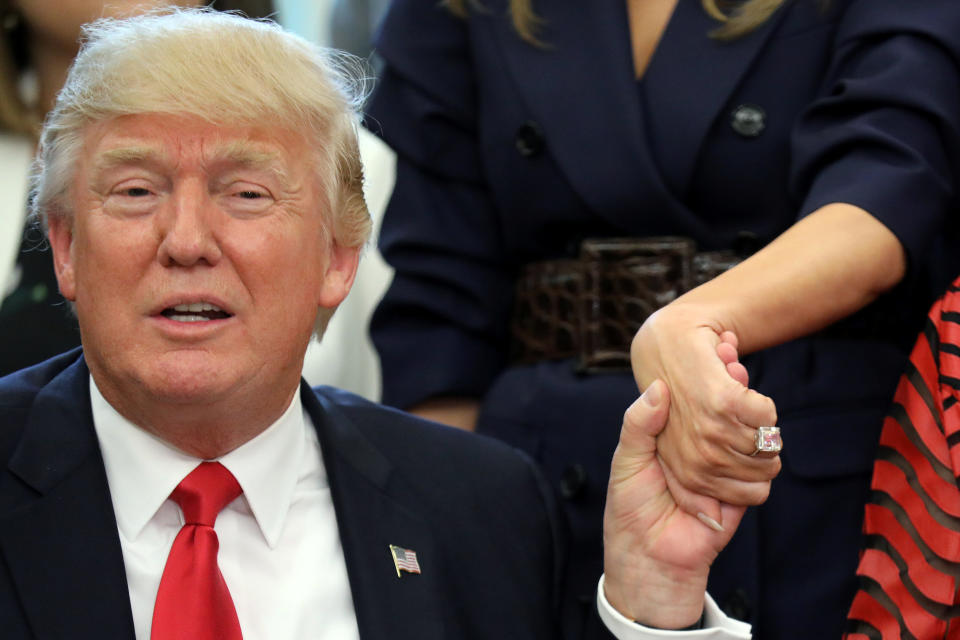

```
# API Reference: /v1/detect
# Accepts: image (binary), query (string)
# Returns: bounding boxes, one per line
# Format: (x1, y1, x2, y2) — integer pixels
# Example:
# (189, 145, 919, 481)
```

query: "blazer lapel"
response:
(492, 0, 656, 230)
(303, 386, 445, 640)
(492, 0, 789, 233)
(643, 0, 790, 195)
(0, 355, 134, 639)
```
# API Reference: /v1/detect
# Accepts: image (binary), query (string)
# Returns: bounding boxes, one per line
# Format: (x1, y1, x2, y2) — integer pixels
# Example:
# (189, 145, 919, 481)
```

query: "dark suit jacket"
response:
(366, 1, 960, 637)
(0, 350, 611, 639)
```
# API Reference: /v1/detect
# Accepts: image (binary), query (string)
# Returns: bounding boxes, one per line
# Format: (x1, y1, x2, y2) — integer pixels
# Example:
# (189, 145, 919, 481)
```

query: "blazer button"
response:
(560, 463, 588, 500)
(515, 121, 546, 157)
(730, 104, 766, 138)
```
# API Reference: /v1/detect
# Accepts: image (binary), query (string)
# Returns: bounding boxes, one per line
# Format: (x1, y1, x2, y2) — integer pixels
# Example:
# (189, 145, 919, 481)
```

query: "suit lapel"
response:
(492, 0, 788, 232)
(303, 386, 445, 640)
(0, 355, 134, 639)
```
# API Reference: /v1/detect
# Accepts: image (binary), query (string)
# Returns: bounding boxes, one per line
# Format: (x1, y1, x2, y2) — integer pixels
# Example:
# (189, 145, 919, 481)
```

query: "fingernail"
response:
(642, 380, 662, 407)
(697, 512, 725, 532)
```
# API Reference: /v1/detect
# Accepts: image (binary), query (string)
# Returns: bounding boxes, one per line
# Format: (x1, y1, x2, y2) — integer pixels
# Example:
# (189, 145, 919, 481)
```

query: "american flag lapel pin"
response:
(389, 544, 422, 578)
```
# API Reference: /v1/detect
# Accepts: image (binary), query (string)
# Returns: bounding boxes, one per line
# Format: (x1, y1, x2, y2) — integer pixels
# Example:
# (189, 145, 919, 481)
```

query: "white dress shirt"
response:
(90, 377, 360, 640)
(598, 575, 752, 639)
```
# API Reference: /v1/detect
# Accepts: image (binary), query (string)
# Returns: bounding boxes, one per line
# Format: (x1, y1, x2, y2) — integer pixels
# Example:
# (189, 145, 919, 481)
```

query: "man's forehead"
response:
(85, 114, 300, 172)
(91, 141, 287, 172)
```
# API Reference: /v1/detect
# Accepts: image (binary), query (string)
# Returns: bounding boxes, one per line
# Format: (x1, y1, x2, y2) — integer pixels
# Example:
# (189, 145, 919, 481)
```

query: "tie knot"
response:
(170, 462, 242, 527)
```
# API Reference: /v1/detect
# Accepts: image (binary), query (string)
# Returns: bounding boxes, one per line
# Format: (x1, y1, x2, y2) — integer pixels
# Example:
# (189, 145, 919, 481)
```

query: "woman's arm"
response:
(632, 203, 905, 520)
(409, 397, 480, 431)
(632, 0, 960, 521)
(672, 202, 905, 355)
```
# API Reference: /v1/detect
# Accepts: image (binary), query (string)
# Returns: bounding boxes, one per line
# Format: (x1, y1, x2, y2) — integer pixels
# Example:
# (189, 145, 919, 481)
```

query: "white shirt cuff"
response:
(596, 574, 753, 639)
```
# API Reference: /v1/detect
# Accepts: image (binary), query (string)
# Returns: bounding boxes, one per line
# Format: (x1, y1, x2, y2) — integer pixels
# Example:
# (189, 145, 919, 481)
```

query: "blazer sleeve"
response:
(365, 0, 514, 409)
(791, 0, 960, 277)
(844, 278, 960, 637)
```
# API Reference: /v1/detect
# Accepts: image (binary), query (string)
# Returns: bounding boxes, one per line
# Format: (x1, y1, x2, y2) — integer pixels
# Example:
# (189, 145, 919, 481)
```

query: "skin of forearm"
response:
(409, 397, 480, 431)
(670, 202, 906, 355)
(628, 203, 902, 508)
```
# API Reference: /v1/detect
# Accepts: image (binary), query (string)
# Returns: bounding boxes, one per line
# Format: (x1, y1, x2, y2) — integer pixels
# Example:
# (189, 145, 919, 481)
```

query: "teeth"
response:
(172, 302, 223, 313)
(169, 314, 209, 323)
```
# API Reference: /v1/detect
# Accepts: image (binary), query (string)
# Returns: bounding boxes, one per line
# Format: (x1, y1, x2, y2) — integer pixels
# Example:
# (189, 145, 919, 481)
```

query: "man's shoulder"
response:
(0, 349, 85, 463)
(307, 386, 566, 639)
(308, 385, 549, 501)
(0, 350, 83, 411)
(308, 385, 564, 617)
(312, 385, 532, 460)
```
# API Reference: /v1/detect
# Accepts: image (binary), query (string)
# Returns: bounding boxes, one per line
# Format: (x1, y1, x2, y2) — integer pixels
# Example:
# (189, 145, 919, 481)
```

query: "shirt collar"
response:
(90, 376, 312, 549)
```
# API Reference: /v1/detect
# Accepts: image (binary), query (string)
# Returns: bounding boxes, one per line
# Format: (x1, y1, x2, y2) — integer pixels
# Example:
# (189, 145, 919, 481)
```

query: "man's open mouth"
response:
(161, 303, 232, 323)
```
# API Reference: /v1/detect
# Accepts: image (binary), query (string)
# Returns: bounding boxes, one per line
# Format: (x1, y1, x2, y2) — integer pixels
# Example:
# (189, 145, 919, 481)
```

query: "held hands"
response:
(603, 329, 777, 627)
(603, 380, 746, 628)
(630, 305, 780, 526)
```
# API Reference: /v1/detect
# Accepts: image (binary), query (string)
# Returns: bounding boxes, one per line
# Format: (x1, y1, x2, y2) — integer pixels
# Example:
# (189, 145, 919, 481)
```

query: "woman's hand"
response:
(628, 204, 907, 526)
(631, 305, 780, 526)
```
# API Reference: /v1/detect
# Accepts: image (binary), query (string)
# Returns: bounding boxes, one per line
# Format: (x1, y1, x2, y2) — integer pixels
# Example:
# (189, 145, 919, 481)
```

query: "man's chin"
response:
(92, 350, 247, 407)
(140, 357, 249, 405)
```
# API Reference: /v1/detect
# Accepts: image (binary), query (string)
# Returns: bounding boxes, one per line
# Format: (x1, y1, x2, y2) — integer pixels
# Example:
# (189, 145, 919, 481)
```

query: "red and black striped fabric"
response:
(845, 281, 960, 639)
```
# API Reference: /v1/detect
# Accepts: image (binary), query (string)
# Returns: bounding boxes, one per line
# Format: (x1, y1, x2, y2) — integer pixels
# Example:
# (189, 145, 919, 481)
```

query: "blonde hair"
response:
(701, 0, 789, 40)
(444, 0, 791, 44)
(30, 7, 372, 337)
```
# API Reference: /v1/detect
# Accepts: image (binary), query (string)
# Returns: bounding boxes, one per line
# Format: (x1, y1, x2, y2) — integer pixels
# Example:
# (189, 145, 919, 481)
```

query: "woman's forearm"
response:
(671, 202, 906, 355)
(409, 397, 480, 431)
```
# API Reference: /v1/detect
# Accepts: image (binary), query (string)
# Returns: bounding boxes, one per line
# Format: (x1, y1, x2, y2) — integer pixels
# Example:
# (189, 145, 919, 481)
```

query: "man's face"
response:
(49, 114, 357, 424)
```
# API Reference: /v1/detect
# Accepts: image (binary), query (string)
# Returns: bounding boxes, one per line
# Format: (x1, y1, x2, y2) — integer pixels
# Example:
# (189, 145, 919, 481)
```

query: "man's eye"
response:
(237, 191, 263, 199)
(122, 187, 152, 197)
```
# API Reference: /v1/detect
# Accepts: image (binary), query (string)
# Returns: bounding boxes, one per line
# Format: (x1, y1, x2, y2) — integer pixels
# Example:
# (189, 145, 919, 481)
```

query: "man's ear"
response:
(47, 214, 77, 301)
(317, 242, 361, 309)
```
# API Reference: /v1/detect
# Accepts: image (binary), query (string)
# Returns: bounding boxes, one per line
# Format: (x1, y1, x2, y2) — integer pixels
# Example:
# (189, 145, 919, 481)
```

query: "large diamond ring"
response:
(750, 426, 782, 456)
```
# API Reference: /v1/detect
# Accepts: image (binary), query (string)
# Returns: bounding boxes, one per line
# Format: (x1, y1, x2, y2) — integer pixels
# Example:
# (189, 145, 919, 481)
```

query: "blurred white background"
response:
(274, 0, 333, 47)
(274, 0, 396, 401)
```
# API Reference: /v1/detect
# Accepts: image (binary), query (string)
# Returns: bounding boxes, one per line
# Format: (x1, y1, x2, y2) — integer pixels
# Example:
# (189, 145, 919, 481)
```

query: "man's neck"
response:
(90, 372, 302, 459)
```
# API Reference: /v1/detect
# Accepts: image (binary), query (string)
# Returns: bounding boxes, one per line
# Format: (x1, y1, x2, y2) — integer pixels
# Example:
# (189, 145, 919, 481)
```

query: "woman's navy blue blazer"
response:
(365, 0, 960, 637)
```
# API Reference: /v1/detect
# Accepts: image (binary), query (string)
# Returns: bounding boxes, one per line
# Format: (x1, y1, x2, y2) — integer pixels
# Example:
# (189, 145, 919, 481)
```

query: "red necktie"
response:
(152, 461, 244, 640)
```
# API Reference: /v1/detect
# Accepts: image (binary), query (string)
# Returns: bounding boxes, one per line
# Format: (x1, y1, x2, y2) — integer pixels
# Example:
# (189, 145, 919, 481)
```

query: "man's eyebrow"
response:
(215, 141, 294, 186)
(93, 146, 166, 173)
(90, 141, 297, 186)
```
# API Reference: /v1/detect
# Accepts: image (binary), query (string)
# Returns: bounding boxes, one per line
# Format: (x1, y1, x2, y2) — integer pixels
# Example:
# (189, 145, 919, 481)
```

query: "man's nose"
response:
(156, 184, 223, 268)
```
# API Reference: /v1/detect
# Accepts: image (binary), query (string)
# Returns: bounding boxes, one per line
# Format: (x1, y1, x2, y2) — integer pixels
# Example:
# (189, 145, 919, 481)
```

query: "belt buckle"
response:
(577, 237, 695, 373)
